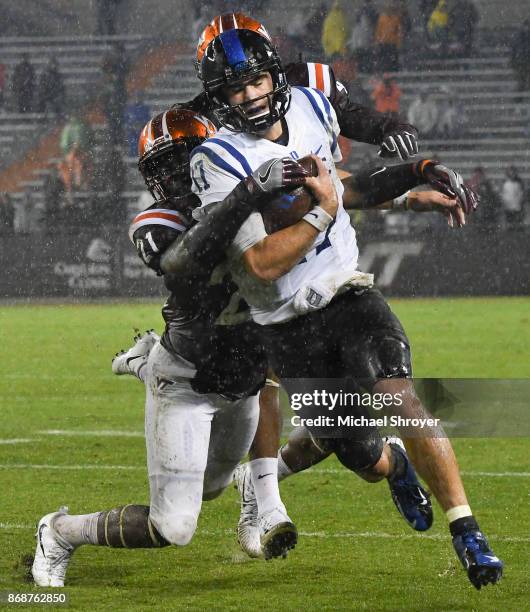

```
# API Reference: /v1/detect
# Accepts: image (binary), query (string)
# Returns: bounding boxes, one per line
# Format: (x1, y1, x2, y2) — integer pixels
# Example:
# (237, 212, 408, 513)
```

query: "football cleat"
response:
(258, 506, 297, 561)
(233, 464, 262, 558)
(452, 529, 503, 589)
(111, 330, 159, 376)
(32, 507, 75, 587)
(385, 437, 433, 532)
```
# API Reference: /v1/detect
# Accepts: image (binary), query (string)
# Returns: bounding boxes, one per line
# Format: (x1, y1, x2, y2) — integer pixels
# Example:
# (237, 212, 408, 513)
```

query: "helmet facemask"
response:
(211, 65, 290, 133)
(138, 138, 201, 208)
(201, 30, 291, 135)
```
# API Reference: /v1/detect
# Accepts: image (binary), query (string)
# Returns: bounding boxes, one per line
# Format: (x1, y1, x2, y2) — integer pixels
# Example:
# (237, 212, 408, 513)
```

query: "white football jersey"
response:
(190, 86, 359, 325)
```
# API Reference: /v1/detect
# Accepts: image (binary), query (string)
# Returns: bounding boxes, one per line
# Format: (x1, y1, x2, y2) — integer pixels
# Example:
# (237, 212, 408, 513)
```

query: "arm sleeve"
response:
(345, 161, 425, 209)
(160, 178, 268, 276)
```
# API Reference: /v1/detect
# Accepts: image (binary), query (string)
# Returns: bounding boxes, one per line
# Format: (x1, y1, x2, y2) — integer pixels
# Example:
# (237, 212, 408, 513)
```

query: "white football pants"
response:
(144, 342, 259, 546)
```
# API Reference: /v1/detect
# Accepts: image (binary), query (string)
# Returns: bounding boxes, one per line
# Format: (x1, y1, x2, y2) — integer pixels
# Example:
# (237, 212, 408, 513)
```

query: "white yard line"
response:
(1, 522, 528, 543)
(0, 439, 36, 445)
(39, 430, 144, 437)
(308, 468, 530, 477)
(296, 531, 530, 543)
(0, 462, 529, 477)
(461, 471, 530, 477)
(0, 464, 143, 470)
(0, 463, 528, 478)
(3, 374, 111, 380)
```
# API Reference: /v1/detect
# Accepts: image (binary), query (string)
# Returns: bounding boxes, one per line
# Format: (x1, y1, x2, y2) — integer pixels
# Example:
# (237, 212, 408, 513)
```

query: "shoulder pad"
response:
(128, 207, 189, 244)
(304, 62, 333, 97)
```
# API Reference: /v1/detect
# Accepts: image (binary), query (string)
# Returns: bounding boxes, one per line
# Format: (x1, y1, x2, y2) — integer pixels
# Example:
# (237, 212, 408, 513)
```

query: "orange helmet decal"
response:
(138, 109, 215, 159)
(196, 12, 272, 65)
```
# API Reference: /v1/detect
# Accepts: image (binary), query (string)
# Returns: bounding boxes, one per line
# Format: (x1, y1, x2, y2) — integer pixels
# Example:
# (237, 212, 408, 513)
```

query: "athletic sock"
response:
(449, 515, 479, 537)
(447, 505, 479, 537)
(54, 512, 101, 547)
(387, 443, 407, 481)
(277, 447, 294, 481)
(249, 457, 284, 515)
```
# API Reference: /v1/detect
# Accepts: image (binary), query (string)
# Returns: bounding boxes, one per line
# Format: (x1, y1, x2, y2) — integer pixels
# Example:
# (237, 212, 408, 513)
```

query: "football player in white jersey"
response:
(181, 12, 419, 163)
(167, 27, 503, 589)
(31, 109, 311, 587)
(179, 10, 476, 562)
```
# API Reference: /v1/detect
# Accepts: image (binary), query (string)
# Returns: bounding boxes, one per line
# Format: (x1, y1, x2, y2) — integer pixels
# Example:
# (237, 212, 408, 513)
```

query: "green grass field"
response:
(0, 297, 529, 611)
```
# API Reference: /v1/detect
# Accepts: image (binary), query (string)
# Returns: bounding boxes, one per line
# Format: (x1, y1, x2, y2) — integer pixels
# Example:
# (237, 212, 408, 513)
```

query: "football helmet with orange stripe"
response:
(138, 109, 215, 205)
(199, 29, 290, 134)
(196, 12, 272, 76)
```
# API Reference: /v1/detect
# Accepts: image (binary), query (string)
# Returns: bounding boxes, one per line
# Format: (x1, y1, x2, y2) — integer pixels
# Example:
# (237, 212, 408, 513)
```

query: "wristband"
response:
(302, 206, 334, 232)
(392, 191, 410, 211)
(413, 159, 435, 177)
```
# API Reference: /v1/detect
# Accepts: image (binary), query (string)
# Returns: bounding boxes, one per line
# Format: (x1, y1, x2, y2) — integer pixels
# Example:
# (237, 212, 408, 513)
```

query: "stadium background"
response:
(0, 0, 528, 298)
(0, 1, 529, 610)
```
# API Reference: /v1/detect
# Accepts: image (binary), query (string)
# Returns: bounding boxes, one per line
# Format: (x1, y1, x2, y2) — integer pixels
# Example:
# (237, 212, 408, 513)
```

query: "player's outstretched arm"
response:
(286, 62, 418, 160)
(243, 156, 338, 282)
(342, 159, 478, 218)
(341, 169, 466, 228)
(330, 76, 418, 160)
(161, 158, 309, 276)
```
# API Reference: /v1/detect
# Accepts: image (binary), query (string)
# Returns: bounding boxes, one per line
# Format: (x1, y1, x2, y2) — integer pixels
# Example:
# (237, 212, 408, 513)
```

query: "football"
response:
(261, 156, 318, 234)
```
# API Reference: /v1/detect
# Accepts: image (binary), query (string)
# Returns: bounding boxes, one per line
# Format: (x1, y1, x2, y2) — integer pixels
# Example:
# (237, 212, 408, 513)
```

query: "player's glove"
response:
(379, 128, 419, 161)
(246, 157, 309, 196)
(133, 226, 181, 275)
(415, 160, 479, 214)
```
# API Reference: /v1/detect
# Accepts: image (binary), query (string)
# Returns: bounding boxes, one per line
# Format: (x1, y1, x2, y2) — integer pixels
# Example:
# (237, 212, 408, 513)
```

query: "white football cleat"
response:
(258, 505, 297, 561)
(32, 507, 75, 587)
(112, 330, 159, 376)
(233, 464, 262, 558)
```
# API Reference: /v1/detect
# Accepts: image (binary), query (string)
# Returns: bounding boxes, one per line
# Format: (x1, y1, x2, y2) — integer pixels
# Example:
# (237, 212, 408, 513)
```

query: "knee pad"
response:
(368, 334, 412, 382)
(333, 433, 384, 472)
(150, 513, 198, 547)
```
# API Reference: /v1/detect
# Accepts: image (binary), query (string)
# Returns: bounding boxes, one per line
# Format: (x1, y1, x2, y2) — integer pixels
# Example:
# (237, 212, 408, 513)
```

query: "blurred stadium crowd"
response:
(0, 0, 528, 239)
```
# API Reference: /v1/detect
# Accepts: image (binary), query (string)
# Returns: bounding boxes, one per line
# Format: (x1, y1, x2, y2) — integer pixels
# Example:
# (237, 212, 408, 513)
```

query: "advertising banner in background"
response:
(0, 228, 527, 298)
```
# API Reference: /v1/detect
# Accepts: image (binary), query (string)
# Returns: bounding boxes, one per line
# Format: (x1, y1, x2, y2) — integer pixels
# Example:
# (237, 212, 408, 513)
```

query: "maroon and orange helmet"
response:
(138, 108, 215, 203)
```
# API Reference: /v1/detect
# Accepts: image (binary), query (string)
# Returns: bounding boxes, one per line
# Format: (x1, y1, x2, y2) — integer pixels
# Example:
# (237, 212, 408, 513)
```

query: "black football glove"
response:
(379, 128, 419, 161)
(416, 160, 479, 214)
(247, 157, 309, 196)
